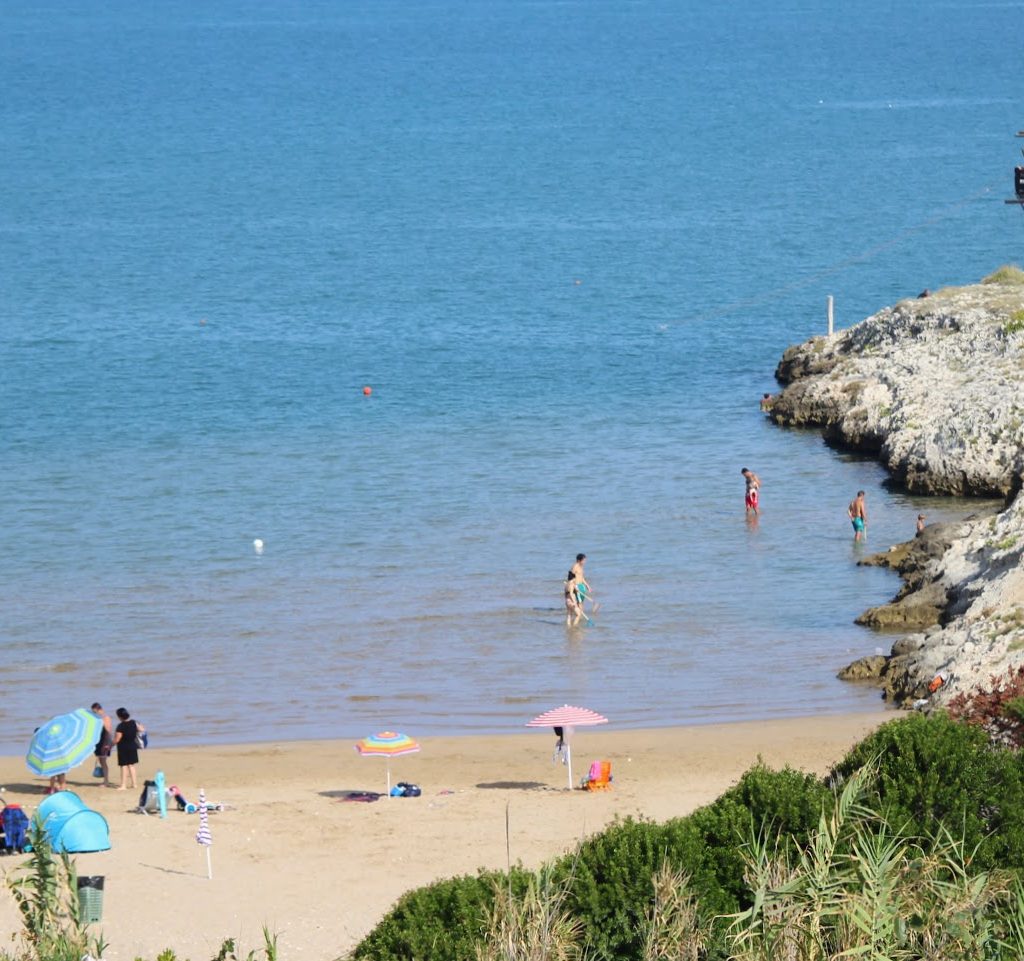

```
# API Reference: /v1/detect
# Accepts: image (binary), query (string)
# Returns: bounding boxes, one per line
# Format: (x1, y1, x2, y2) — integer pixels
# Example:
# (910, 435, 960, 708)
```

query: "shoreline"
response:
(0, 712, 891, 961)
(0, 698, 896, 760)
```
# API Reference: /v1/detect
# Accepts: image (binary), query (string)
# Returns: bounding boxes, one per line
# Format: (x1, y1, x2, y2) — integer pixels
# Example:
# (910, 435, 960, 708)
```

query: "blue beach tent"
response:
(36, 791, 110, 853)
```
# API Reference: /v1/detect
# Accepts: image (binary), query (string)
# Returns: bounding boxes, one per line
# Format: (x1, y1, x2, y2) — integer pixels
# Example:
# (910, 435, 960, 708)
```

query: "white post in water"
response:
(827, 295, 834, 336)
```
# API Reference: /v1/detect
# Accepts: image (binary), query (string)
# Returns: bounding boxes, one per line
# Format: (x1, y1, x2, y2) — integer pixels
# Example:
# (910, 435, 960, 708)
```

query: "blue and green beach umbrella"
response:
(26, 708, 102, 777)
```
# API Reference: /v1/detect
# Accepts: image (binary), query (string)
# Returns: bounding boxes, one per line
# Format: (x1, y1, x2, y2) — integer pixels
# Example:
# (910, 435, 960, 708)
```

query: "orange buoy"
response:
(362, 386, 372, 396)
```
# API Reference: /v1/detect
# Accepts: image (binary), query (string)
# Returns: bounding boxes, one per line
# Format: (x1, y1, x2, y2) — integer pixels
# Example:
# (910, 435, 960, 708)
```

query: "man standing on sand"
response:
(741, 468, 761, 515)
(848, 491, 868, 541)
(92, 702, 113, 786)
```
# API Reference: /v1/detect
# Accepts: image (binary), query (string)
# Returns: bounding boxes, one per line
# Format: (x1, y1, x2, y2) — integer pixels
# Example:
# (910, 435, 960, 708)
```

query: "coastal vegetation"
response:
(982, 265, 1024, 286)
(1004, 309, 1024, 335)
(352, 713, 1024, 961)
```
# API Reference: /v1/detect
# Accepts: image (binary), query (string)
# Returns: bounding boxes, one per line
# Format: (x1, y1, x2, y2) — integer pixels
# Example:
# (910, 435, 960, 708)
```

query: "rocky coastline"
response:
(770, 270, 1024, 706)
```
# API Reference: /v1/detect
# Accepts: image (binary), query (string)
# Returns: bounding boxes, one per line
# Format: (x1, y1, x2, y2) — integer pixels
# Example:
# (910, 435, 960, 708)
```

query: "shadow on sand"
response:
(475, 780, 549, 791)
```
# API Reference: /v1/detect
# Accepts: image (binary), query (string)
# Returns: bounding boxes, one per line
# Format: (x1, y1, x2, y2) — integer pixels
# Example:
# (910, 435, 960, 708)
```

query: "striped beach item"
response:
(353, 731, 421, 757)
(26, 708, 103, 777)
(525, 705, 608, 729)
(526, 705, 609, 791)
(196, 789, 212, 846)
(355, 731, 421, 797)
(196, 788, 213, 879)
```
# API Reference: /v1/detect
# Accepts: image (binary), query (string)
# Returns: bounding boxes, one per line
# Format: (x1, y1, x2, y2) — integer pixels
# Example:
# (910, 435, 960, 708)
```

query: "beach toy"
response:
(155, 770, 167, 818)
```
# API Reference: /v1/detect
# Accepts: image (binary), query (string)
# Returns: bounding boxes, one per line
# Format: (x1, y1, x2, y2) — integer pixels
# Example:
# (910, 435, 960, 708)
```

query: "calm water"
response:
(1, 0, 1020, 752)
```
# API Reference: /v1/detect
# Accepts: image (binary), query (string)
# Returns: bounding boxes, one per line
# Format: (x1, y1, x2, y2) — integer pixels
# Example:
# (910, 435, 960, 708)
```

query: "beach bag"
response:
(390, 782, 422, 798)
(92, 764, 103, 778)
(135, 729, 148, 750)
(2, 805, 31, 853)
(138, 780, 161, 813)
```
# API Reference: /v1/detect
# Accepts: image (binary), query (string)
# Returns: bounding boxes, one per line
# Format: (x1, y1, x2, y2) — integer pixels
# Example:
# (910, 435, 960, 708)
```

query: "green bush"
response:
(354, 717, 1024, 960)
(830, 712, 1024, 871)
(1005, 309, 1024, 335)
(351, 867, 532, 961)
(687, 763, 829, 908)
(552, 817, 697, 961)
(553, 765, 828, 961)
(982, 264, 1024, 285)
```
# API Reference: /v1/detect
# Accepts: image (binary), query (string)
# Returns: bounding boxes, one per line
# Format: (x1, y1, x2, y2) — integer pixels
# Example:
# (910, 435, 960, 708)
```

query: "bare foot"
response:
(115, 786, 127, 791)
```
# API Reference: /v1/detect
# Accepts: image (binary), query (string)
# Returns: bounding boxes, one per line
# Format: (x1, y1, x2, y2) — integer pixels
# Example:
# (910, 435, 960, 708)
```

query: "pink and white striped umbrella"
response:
(526, 705, 608, 729)
(195, 788, 212, 879)
(526, 705, 608, 789)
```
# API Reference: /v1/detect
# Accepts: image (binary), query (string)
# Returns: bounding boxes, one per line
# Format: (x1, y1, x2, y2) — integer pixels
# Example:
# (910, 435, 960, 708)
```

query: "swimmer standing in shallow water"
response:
(741, 468, 761, 516)
(564, 571, 583, 627)
(570, 553, 592, 609)
(848, 490, 868, 541)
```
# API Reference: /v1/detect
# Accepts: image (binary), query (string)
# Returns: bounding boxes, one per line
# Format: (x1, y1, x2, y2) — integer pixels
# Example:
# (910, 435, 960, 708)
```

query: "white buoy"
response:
(253, 538, 264, 555)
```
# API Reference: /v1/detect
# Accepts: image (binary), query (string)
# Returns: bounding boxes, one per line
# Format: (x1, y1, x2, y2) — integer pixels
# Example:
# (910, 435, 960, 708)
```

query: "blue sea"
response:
(1, 0, 1020, 753)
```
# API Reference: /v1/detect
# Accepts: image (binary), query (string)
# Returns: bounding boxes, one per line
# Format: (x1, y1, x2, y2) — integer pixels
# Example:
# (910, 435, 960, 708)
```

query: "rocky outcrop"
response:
(771, 275, 1024, 706)
(772, 282, 1024, 497)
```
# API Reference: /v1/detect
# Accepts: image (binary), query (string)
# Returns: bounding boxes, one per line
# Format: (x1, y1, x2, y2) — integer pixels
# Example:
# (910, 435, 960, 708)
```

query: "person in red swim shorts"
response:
(741, 467, 761, 515)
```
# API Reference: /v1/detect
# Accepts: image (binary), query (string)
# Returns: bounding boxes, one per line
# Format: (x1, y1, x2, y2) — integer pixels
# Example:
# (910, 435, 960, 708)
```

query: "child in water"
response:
(564, 571, 583, 627)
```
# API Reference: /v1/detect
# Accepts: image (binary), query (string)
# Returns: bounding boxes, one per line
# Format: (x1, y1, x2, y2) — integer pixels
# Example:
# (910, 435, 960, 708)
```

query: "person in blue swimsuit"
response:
(848, 490, 867, 541)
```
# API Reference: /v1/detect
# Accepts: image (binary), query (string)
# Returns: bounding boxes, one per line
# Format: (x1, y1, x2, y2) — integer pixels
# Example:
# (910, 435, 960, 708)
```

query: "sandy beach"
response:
(0, 711, 890, 960)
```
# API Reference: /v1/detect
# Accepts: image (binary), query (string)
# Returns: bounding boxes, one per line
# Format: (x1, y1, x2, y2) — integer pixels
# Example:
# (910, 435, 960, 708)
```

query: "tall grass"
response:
(639, 864, 705, 961)
(4, 819, 107, 961)
(982, 265, 1024, 286)
(728, 764, 1024, 961)
(475, 867, 583, 961)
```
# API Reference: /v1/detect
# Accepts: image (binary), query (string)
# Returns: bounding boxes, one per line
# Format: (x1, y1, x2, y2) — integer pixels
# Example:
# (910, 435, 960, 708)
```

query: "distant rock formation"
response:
(771, 274, 1024, 706)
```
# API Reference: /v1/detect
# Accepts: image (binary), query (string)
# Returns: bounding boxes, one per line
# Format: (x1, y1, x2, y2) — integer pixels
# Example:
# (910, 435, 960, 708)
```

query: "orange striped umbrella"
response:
(354, 731, 420, 796)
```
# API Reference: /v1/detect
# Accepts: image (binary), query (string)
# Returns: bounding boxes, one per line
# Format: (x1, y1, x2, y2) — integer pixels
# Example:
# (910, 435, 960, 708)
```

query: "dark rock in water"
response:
(837, 655, 888, 681)
(855, 580, 948, 631)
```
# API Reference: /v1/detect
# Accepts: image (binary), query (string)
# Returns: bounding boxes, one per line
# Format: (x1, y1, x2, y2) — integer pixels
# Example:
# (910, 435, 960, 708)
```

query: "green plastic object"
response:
(77, 875, 104, 923)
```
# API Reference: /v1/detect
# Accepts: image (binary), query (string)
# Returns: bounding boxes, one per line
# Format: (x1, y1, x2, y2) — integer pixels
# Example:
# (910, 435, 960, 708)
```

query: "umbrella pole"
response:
(566, 741, 573, 791)
(205, 846, 212, 880)
(386, 760, 391, 798)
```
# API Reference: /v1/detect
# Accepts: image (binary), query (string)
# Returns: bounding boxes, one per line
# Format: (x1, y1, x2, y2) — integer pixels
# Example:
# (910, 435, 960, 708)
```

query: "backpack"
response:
(2, 805, 30, 853)
(138, 780, 161, 813)
(390, 782, 422, 798)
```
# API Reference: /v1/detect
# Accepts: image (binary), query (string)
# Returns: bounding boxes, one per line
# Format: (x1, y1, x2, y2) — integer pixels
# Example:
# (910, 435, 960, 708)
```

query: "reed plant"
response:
(475, 867, 584, 961)
(639, 863, 705, 961)
(727, 764, 1024, 961)
(4, 818, 107, 961)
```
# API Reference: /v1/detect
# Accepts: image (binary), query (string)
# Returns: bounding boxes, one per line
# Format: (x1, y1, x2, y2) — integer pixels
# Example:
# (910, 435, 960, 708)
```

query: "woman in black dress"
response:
(112, 707, 144, 791)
